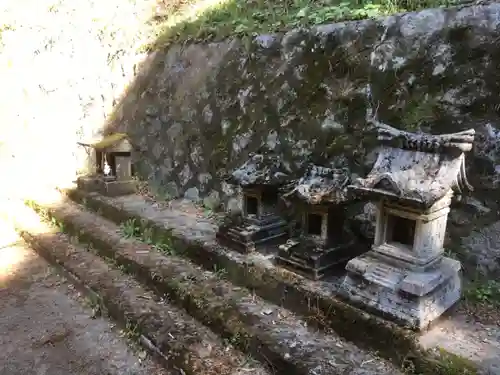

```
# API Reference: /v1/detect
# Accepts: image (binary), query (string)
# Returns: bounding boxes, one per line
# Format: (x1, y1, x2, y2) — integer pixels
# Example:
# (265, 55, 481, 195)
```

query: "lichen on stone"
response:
(227, 149, 292, 188)
(350, 119, 475, 208)
(282, 164, 351, 205)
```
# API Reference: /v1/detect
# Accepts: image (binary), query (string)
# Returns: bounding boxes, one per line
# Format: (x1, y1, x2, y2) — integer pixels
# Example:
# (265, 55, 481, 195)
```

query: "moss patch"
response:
(464, 279, 500, 307)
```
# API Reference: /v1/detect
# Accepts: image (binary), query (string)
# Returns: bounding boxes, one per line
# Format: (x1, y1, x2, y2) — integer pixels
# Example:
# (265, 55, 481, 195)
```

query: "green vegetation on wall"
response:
(147, 0, 461, 50)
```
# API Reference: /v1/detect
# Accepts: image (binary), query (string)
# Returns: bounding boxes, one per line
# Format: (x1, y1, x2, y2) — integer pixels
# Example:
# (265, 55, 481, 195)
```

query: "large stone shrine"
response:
(216, 150, 291, 253)
(340, 121, 475, 330)
(276, 165, 360, 280)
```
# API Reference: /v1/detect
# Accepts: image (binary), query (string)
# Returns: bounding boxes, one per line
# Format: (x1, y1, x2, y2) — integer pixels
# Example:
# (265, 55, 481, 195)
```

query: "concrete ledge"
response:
(3, 201, 271, 375)
(77, 177, 137, 197)
(61, 189, 480, 375)
(25, 195, 404, 375)
(97, 179, 138, 197)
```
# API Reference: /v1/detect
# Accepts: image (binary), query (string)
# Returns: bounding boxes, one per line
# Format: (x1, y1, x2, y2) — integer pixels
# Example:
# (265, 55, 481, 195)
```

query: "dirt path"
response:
(0, 220, 169, 375)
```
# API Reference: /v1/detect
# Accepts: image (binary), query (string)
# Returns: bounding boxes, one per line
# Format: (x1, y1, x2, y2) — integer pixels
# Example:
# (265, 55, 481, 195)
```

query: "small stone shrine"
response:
(216, 151, 291, 253)
(275, 165, 359, 280)
(341, 122, 475, 330)
(76, 133, 137, 196)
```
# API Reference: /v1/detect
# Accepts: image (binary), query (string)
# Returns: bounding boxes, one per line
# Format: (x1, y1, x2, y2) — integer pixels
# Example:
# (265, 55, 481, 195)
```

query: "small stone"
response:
(184, 187, 200, 201)
(254, 34, 279, 49)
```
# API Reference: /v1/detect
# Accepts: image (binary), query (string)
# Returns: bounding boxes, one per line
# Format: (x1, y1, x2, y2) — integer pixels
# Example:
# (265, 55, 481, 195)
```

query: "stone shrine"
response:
(76, 133, 138, 196)
(276, 165, 360, 280)
(216, 151, 291, 253)
(340, 122, 475, 330)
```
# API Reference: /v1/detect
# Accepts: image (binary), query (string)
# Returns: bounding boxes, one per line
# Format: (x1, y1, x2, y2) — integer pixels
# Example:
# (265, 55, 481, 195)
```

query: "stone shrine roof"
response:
(282, 164, 351, 205)
(227, 151, 292, 187)
(349, 121, 475, 208)
(77, 133, 130, 151)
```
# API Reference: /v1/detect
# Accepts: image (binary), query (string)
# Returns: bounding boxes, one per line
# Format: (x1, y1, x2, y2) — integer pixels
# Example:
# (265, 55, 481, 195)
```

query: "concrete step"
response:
(22, 194, 402, 375)
(59, 189, 489, 375)
(0, 219, 172, 375)
(2, 201, 271, 375)
(61, 190, 426, 366)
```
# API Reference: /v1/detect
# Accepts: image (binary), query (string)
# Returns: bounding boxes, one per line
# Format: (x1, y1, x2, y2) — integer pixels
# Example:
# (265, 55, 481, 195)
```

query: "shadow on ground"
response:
(0, 222, 167, 375)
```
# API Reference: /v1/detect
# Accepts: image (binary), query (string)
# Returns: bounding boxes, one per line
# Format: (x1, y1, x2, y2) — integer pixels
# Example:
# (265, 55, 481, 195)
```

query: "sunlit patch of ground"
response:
(25, 188, 65, 207)
(0, 0, 161, 196)
(0, 0, 239, 198)
(0, 244, 31, 283)
(0, 219, 31, 283)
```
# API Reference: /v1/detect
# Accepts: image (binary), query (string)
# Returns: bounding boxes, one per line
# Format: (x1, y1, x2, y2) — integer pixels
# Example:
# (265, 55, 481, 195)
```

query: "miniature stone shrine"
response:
(76, 133, 137, 196)
(340, 122, 475, 330)
(275, 165, 361, 280)
(216, 151, 292, 253)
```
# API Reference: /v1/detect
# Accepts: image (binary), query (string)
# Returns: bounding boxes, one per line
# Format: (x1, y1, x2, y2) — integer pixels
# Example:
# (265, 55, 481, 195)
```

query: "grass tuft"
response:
(464, 279, 500, 307)
(119, 218, 176, 255)
(146, 0, 462, 51)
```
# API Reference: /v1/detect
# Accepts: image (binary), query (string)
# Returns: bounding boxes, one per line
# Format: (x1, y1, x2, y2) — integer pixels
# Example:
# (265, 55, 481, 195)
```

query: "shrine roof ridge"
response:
(370, 119, 475, 154)
(281, 164, 351, 205)
(226, 150, 292, 187)
(349, 120, 475, 208)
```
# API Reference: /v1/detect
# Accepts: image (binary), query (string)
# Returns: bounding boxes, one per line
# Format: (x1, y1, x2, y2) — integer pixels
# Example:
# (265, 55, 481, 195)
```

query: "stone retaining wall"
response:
(108, 3, 500, 209)
(104, 2, 500, 274)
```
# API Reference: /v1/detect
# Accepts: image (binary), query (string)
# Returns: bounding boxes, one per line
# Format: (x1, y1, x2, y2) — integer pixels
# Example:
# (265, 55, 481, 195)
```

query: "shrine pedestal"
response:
(97, 179, 137, 196)
(341, 252, 461, 330)
(76, 176, 100, 193)
(216, 214, 288, 254)
(276, 239, 357, 280)
(77, 176, 137, 197)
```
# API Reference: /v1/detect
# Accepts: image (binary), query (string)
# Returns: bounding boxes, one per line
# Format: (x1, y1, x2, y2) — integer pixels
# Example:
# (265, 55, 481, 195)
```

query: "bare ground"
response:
(0, 221, 169, 375)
